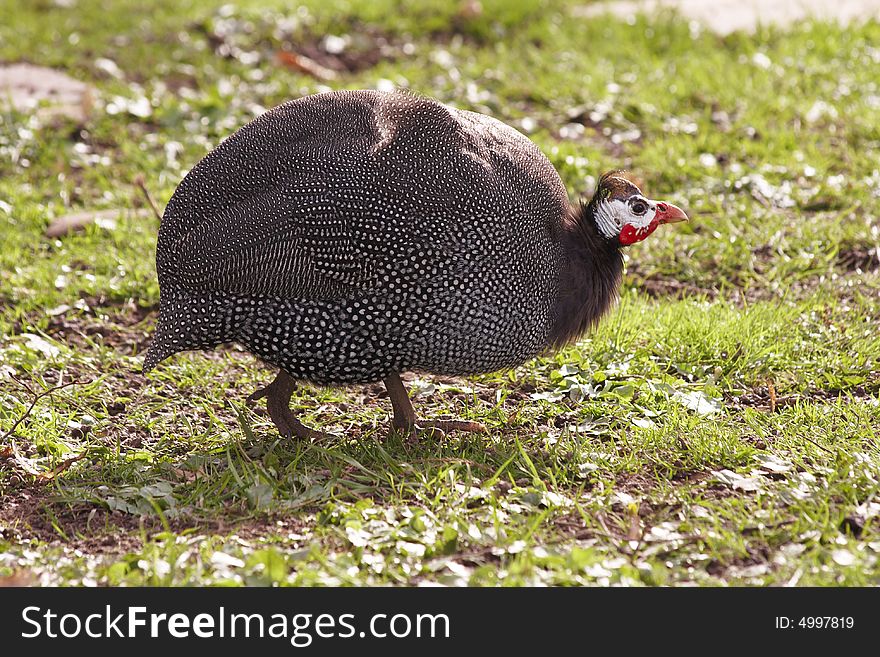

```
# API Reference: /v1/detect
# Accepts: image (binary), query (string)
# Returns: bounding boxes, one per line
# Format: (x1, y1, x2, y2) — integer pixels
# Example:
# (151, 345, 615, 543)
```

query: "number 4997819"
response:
(775, 617, 854, 629)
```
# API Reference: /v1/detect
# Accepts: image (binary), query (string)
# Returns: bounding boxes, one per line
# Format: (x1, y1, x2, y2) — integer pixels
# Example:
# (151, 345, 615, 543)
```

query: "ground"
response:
(0, 0, 878, 586)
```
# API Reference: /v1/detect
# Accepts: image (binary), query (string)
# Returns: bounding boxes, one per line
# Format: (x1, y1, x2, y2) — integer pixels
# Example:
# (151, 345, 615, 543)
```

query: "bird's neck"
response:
(548, 201, 624, 348)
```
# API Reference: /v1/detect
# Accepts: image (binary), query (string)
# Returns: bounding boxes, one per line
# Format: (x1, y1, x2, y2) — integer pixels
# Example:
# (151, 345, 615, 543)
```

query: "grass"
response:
(1, 0, 878, 586)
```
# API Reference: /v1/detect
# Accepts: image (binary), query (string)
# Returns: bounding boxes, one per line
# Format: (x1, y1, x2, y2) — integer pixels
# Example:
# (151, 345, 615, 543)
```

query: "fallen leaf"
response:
(831, 549, 855, 566)
(21, 333, 61, 358)
(210, 552, 245, 569)
(94, 57, 124, 79)
(645, 522, 685, 542)
(754, 453, 794, 474)
(396, 541, 426, 557)
(105, 94, 152, 119)
(275, 51, 337, 81)
(47, 304, 71, 316)
(539, 491, 573, 508)
(45, 208, 148, 238)
(713, 469, 761, 491)
(729, 563, 769, 578)
(527, 390, 557, 402)
(611, 491, 637, 508)
(0, 572, 35, 587)
(321, 34, 348, 55)
(673, 389, 723, 415)
(34, 452, 87, 481)
(457, 0, 483, 20)
(345, 525, 371, 547)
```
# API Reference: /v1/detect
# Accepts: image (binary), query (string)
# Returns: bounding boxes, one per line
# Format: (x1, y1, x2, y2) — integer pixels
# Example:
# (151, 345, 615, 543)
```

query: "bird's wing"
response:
(169, 176, 468, 300)
(159, 91, 569, 302)
(169, 179, 377, 299)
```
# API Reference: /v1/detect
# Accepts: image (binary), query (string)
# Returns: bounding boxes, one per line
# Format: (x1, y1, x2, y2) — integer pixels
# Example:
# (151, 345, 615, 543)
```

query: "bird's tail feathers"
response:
(142, 289, 239, 373)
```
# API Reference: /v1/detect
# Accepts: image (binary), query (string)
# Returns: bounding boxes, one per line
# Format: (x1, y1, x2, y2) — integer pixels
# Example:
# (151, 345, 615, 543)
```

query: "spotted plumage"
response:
(144, 90, 686, 437)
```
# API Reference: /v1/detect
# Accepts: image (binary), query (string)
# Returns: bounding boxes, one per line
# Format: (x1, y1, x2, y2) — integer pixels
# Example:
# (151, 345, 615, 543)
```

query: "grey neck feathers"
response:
(548, 201, 624, 348)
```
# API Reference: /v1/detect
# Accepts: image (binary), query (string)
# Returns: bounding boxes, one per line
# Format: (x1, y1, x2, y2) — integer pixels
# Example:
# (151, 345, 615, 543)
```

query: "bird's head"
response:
(587, 171, 688, 246)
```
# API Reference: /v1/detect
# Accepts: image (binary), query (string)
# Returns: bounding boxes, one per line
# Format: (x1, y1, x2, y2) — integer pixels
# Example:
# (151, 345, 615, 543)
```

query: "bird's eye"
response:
(630, 200, 648, 215)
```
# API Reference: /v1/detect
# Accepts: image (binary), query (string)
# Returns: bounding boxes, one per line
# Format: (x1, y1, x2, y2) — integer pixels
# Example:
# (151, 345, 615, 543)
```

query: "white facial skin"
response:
(594, 196, 657, 239)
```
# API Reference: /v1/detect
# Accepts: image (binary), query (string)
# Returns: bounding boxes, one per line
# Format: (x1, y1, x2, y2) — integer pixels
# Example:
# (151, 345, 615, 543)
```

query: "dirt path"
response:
(577, 0, 880, 34)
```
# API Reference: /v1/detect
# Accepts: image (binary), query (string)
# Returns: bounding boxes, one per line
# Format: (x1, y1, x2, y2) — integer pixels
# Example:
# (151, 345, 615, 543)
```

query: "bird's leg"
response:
(382, 372, 487, 435)
(246, 369, 331, 441)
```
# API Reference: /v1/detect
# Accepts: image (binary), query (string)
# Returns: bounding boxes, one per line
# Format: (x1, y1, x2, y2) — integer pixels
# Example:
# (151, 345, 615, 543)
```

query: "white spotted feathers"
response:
(144, 90, 577, 384)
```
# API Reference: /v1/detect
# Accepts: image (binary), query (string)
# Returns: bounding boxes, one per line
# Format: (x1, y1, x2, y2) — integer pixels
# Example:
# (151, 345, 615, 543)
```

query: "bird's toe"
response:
(246, 386, 270, 404)
(418, 419, 487, 434)
(392, 418, 487, 438)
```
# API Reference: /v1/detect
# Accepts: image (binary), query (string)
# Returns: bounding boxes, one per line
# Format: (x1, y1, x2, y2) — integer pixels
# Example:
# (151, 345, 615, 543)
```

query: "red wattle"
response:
(619, 218, 660, 246)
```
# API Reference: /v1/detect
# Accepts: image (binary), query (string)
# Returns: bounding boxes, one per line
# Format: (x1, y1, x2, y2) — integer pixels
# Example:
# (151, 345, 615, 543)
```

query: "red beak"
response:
(655, 201, 688, 224)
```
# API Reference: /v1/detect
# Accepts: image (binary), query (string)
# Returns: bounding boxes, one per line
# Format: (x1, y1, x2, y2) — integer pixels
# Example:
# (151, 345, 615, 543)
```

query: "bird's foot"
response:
(383, 372, 486, 439)
(247, 373, 333, 441)
(392, 418, 487, 438)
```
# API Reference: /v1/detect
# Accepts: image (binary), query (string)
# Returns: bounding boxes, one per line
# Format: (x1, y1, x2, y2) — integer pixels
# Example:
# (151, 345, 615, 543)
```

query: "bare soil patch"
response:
(838, 245, 880, 273)
(732, 372, 880, 413)
(0, 487, 312, 554)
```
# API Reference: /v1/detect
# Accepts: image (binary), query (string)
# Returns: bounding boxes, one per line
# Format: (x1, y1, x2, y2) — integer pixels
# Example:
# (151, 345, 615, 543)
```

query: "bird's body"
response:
(145, 90, 686, 437)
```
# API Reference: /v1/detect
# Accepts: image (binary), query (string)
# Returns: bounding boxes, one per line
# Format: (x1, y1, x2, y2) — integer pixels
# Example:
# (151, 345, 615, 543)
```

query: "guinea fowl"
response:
(143, 90, 687, 438)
